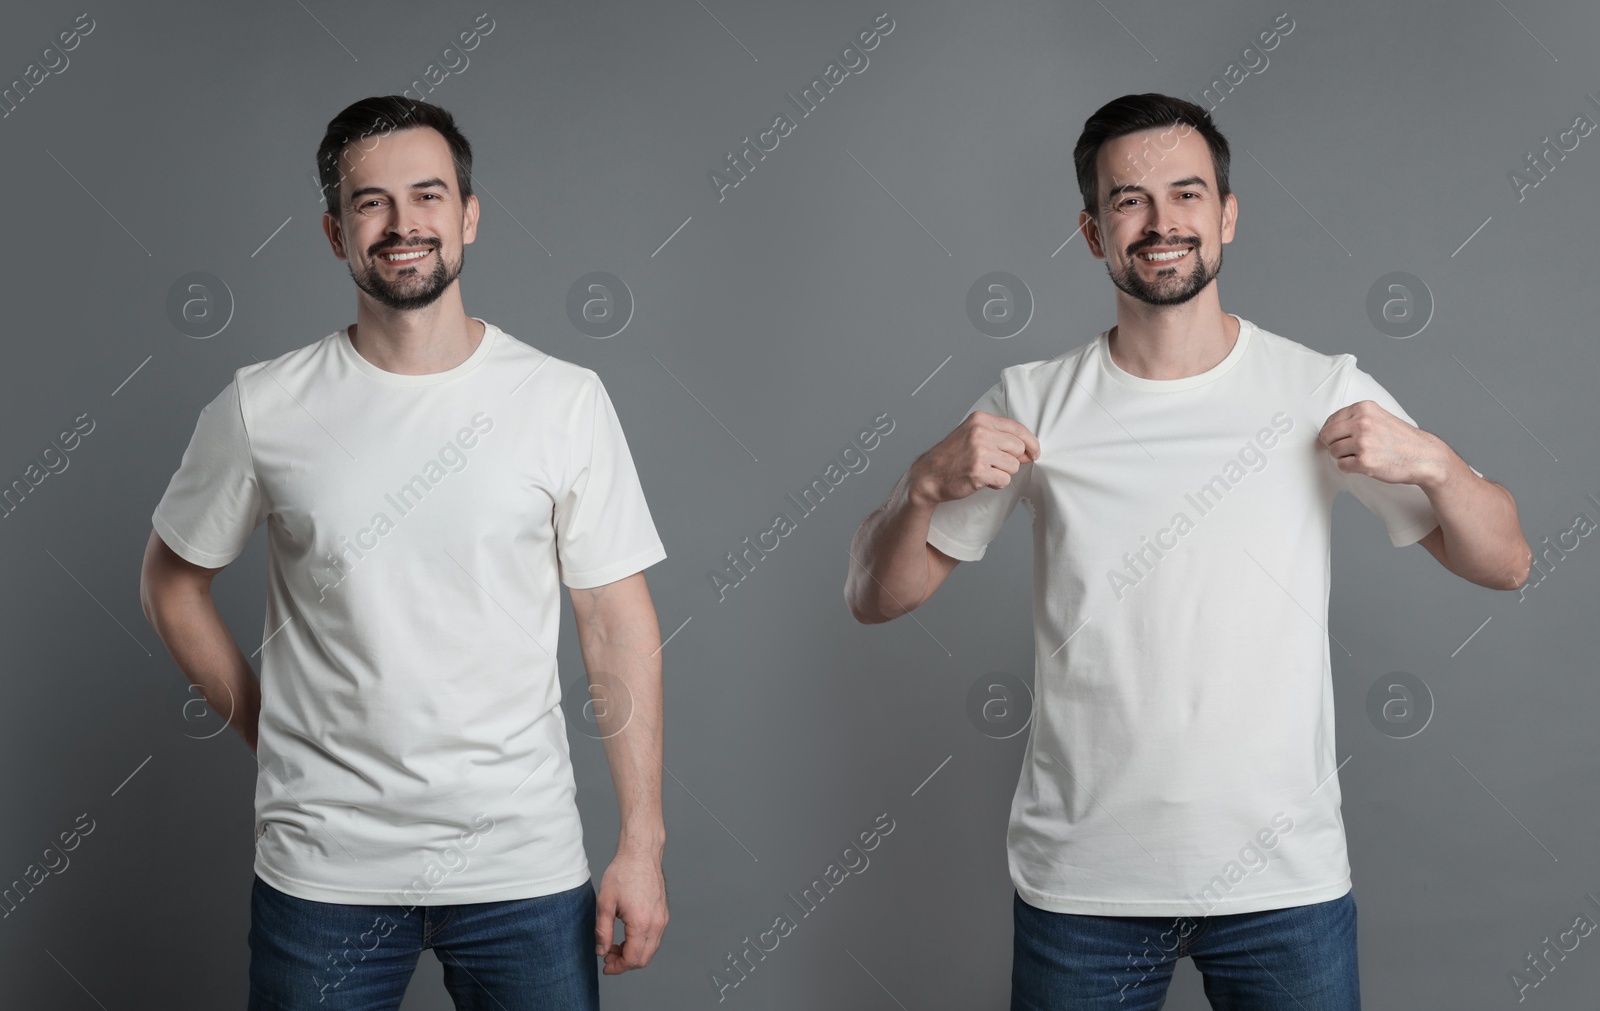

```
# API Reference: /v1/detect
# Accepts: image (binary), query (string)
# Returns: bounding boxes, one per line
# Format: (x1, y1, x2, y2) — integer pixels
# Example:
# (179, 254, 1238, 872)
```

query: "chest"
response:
(1024, 398, 1343, 549)
(255, 406, 559, 557)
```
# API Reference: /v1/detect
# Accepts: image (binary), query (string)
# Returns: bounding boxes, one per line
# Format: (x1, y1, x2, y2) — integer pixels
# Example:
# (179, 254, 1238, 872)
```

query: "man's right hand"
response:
(908, 410, 1041, 510)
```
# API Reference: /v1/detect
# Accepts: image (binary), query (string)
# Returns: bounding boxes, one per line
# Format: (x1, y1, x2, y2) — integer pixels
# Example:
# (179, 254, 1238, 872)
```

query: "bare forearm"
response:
(846, 466, 938, 623)
(145, 591, 262, 753)
(1419, 442, 1532, 589)
(596, 651, 664, 857)
(575, 590, 665, 859)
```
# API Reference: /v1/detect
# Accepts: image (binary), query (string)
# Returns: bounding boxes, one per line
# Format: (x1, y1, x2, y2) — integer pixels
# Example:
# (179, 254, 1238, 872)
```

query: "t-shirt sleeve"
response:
(925, 378, 1030, 562)
(151, 378, 266, 568)
(1335, 362, 1479, 548)
(553, 374, 668, 588)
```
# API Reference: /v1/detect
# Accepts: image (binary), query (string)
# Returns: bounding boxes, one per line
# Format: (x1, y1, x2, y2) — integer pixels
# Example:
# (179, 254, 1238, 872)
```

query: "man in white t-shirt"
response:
(845, 93, 1532, 1010)
(140, 96, 668, 1009)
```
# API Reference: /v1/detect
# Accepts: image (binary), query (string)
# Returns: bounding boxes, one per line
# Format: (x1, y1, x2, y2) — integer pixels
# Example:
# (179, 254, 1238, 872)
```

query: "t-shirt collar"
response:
(1097, 313, 1252, 392)
(337, 316, 497, 387)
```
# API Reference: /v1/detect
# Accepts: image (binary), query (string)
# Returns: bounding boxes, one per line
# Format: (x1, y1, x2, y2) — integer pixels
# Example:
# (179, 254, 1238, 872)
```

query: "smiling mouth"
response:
(378, 247, 434, 264)
(1137, 247, 1193, 264)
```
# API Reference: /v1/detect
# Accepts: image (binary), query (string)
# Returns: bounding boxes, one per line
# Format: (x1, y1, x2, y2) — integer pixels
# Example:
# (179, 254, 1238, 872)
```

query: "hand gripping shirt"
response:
(928, 314, 1477, 916)
(152, 318, 667, 904)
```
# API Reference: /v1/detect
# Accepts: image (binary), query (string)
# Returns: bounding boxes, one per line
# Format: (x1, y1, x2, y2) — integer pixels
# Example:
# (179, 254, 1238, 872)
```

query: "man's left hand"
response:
(594, 849, 668, 975)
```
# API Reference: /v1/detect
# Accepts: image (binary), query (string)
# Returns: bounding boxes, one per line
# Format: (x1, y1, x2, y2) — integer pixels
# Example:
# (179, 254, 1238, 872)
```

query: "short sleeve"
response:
(1336, 363, 1477, 548)
(553, 375, 667, 588)
(151, 378, 266, 568)
(926, 378, 1029, 562)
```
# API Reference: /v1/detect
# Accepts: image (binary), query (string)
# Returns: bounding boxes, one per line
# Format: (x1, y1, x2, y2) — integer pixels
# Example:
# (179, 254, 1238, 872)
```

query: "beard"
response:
(1106, 239, 1222, 306)
(349, 240, 464, 311)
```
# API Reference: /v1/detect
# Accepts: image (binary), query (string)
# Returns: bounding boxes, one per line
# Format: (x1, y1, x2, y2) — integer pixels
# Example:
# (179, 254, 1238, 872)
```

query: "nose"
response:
(1147, 210, 1183, 242)
(1143, 203, 1184, 242)
(385, 203, 426, 246)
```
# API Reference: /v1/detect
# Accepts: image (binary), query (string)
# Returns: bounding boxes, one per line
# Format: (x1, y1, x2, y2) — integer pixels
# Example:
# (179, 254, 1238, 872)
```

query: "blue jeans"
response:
(247, 874, 599, 1010)
(1011, 888, 1360, 1010)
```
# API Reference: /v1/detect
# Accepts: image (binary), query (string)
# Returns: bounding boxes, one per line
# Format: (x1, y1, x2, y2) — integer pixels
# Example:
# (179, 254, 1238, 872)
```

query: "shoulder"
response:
(993, 337, 1096, 407)
(207, 331, 345, 425)
(1245, 317, 1347, 367)
(485, 323, 601, 394)
(482, 325, 627, 433)
(231, 328, 346, 398)
(1240, 317, 1358, 397)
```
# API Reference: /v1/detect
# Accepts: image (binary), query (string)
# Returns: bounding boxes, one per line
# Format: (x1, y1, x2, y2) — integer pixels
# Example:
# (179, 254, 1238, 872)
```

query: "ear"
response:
(1219, 190, 1239, 245)
(1079, 209, 1106, 260)
(322, 210, 348, 261)
(462, 193, 481, 246)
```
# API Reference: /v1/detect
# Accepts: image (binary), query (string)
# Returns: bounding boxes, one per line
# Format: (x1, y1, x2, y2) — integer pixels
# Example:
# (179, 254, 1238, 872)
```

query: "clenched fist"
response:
(908, 410, 1041, 509)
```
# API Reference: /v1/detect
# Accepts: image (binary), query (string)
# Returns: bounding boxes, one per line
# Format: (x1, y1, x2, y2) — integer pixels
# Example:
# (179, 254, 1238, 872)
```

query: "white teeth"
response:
(382, 249, 430, 261)
(1139, 248, 1191, 262)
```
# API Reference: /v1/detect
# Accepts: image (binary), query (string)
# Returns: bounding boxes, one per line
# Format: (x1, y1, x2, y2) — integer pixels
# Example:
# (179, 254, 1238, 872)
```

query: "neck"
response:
(348, 290, 483, 376)
(1107, 293, 1238, 381)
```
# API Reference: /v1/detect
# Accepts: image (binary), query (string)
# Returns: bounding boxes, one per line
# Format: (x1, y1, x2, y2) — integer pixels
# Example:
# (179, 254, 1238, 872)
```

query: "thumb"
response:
(595, 888, 617, 955)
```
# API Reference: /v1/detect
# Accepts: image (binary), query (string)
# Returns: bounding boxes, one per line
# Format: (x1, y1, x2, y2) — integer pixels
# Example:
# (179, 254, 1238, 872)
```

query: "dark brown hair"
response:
(315, 96, 473, 215)
(1073, 93, 1231, 217)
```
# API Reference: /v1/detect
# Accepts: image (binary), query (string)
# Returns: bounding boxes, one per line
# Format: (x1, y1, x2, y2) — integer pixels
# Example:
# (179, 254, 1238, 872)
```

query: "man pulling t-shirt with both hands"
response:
(845, 93, 1532, 1011)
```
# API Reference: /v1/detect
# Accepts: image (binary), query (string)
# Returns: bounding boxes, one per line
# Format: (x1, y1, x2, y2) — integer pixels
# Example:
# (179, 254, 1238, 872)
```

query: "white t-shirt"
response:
(152, 318, 667, 905)
(929, 313, 1475, 917)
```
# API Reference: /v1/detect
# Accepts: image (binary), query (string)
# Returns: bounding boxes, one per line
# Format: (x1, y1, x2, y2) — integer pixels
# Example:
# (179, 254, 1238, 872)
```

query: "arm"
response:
(845, 410, 1040, 623)
(1414, 455, 1532, 590)
(844, 467, 963, 623)
(1319, 401, 1532, 590)
(567, 571, 667, 975)
(139, 528, 262, 753)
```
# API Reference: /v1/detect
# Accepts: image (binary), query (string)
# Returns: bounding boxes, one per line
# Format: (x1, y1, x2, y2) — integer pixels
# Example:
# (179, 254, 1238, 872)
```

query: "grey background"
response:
(1, 0, 1596, 1008)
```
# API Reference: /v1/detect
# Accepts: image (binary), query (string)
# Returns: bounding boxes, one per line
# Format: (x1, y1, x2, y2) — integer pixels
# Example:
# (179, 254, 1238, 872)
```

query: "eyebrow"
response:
(1106, 176, 1210, 201)
(346, 177, 452, 206)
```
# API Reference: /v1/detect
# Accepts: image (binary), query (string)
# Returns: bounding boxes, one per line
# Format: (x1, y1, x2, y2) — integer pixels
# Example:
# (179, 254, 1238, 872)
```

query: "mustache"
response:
(1131, 237, 1199, 255)
(370, 238, 441, 256)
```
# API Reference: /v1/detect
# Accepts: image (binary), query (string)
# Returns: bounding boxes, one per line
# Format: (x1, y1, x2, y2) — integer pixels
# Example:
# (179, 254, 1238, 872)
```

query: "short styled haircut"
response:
(1073, 93, 1231, 217)
(315, 95, 473, 216)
